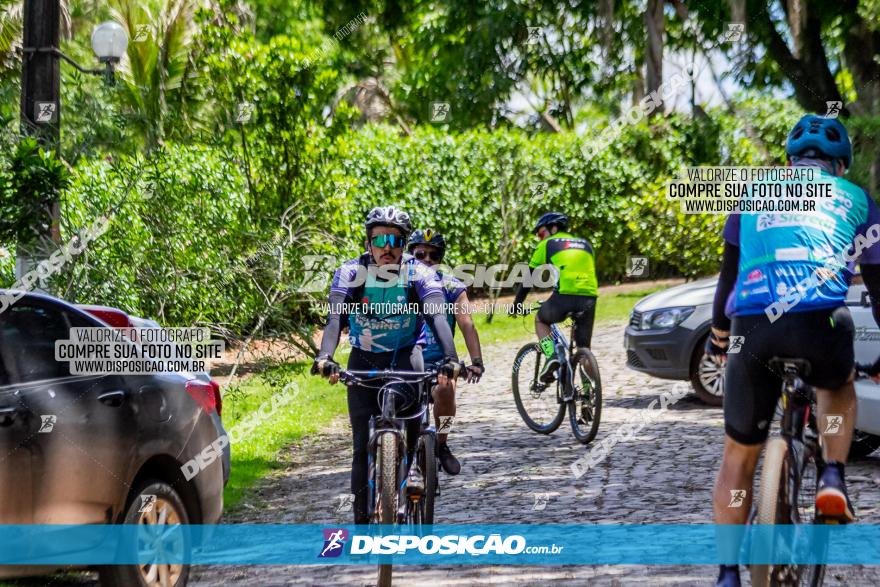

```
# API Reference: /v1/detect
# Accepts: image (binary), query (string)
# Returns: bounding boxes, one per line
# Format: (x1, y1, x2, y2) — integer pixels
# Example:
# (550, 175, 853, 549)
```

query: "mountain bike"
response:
(749, 357, 867, 587)
(511, 303, 602, 444)
(339, 368, 443, 587)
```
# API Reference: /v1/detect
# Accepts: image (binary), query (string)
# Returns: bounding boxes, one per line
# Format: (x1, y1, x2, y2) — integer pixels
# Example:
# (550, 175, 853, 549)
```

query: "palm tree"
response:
(110, 0, 195, 150)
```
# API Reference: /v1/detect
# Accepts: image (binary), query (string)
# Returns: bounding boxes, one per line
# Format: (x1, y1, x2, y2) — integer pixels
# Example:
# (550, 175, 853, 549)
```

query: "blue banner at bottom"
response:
(1, 524, 880, 565)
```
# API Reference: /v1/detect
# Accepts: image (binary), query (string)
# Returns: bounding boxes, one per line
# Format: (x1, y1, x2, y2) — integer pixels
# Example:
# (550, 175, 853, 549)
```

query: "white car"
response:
(626, 278, 880, 459)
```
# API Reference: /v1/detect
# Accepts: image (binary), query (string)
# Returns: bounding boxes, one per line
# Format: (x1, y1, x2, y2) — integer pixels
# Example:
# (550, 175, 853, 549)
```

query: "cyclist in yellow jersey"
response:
(510, 212, 599, 382)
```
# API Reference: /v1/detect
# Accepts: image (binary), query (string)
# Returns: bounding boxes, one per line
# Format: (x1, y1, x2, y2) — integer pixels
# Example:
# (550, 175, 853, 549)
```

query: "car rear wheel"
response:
(690, 335, 724, 407)
(99, 480, 191, 587)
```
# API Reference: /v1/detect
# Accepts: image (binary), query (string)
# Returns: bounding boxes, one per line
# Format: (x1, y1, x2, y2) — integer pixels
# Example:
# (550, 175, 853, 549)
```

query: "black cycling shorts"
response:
(724, 305, 854, 445)
(537, 292, 597, 348)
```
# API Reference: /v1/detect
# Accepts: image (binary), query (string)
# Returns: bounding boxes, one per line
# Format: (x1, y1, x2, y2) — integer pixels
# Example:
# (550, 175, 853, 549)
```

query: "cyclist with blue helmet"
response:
(510, 212, 599, 383)
(709, 115, 880, 587)
(409, 228, 484, 476)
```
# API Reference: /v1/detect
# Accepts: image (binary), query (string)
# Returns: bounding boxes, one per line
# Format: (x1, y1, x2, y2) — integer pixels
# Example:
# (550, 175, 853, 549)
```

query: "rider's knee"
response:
(721, 435, 762, 468)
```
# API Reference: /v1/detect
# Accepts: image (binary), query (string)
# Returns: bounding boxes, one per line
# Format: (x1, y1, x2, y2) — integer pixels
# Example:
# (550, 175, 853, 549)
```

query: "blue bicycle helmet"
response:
(534, 212, 569, 232)
(786, 114, 852, 168)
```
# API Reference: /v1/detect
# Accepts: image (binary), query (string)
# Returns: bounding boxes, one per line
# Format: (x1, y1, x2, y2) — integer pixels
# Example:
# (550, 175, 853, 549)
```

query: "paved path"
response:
(189, 323, 880, 586)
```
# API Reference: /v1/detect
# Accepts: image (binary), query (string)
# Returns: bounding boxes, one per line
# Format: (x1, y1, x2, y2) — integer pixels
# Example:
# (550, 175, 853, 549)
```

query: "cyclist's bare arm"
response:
(452, 291, 483, 382)
(421, 290, 460, 385)
(317, 290, 346, 359)
(315, 290, 346, 384)
(453, 291, 483, 363)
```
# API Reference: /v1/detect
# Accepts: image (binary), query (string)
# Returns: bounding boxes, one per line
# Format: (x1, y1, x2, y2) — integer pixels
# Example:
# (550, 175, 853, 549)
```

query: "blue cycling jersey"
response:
(330, 254, 444, 353)
(724, 168, 880, 317)
(416, 272, 466, 363)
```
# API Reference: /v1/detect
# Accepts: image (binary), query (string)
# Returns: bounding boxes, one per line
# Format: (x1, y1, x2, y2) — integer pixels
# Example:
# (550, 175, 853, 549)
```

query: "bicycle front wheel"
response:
(512, 343, 565, 434)
(377, 432, 397, 587)
(569, 349, 602, 444)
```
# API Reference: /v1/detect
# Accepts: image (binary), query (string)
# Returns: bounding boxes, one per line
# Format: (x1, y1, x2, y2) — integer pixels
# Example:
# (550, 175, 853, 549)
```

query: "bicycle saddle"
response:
(768, 357, 812, 378)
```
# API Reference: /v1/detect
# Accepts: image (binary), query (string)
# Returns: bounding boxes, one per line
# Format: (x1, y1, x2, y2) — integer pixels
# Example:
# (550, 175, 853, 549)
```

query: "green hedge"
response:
(55, 144, 259, 329)
(1, 97, 809, 334)
(328, 98, 798, 282)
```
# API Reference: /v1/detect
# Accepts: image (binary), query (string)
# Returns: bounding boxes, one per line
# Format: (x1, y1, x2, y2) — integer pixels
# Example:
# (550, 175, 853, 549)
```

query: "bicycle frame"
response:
(550, 321, 577, 397)
(780, 367, 825, 522)
(342, 369, 436, 524)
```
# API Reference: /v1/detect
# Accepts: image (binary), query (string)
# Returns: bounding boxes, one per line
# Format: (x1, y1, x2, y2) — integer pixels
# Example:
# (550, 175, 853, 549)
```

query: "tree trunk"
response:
(751, 4, 843, 115)
(646, 0, 664, 115)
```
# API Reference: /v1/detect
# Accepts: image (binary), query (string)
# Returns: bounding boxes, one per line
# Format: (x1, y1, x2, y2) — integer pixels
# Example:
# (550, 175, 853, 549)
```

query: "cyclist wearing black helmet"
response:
(709, 115, 880, 587)
(510, 212, 599, 383)
(312, 206, 462, 524)
(409, 228, 485, 476)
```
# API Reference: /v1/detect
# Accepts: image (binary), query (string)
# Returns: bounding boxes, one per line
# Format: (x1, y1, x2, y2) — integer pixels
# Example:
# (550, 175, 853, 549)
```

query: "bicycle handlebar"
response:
(339, 369, 437, 384)
(339, 366, 467, 384)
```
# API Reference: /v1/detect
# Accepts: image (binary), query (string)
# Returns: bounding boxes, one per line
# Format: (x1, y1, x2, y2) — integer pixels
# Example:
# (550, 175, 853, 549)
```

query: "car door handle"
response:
(0, 406, 20, 426)
(97, 390, 126, 407)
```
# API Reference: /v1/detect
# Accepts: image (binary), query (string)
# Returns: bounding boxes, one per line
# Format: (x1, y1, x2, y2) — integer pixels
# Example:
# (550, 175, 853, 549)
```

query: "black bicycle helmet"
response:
(534, 212, 569, 232)
(786, 114, 852, 169)
(407, 228, 447, 259)
(364, 206, 412, 237)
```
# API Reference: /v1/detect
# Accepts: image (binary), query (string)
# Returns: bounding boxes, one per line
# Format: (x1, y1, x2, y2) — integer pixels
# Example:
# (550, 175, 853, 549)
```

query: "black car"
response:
(0, 291, 226, 587)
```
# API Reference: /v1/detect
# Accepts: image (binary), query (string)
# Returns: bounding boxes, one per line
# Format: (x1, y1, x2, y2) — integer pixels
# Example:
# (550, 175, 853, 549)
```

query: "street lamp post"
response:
(20, 0, 60, 150)
(17, 3, 129, 279)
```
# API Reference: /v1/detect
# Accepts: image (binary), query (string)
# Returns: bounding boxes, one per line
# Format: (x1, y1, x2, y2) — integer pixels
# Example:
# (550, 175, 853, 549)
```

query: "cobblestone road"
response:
(190, 322, 880, 586)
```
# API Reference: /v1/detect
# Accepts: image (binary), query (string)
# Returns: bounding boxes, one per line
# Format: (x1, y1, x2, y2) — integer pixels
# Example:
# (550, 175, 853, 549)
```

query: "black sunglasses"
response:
(414, 250, 442, 262)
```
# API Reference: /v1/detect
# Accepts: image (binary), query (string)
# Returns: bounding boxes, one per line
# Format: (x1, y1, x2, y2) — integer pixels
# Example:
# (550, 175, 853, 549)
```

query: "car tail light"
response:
(209, 379, 222, 417)
(185, 380, 217, 414)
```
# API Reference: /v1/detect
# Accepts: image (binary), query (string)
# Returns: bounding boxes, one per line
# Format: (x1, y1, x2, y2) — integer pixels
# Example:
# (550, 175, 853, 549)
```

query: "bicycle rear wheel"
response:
(569, 349, 602, 445)
(377, 432, 397, 587)
(512, 343, 565, 434)
(750, 438, 825, 587)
